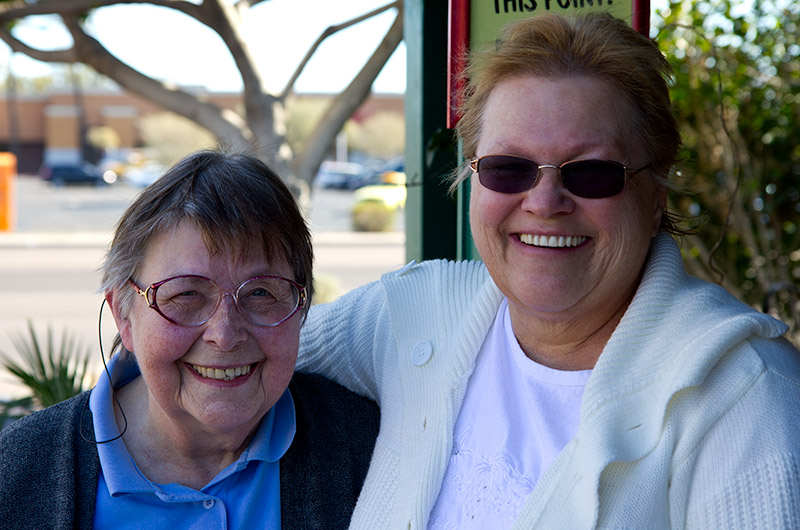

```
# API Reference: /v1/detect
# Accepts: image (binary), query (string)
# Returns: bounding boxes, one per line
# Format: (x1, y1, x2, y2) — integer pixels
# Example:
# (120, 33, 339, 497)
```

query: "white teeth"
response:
(519, 234, 586, 248)
(191, 364, 252, 381)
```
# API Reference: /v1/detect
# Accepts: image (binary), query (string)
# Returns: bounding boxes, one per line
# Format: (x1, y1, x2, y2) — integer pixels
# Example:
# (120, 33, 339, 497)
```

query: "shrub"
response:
(351, 199, 396, 232)
(0, 321, 94, 426)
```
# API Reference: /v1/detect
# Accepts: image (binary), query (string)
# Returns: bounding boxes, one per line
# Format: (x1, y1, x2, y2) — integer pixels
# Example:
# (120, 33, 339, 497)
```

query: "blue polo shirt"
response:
(88, 354, 295, 529)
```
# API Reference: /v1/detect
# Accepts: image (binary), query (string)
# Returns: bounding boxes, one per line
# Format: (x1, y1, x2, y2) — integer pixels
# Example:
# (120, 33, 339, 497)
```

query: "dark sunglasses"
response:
(469, 154, 650, 198)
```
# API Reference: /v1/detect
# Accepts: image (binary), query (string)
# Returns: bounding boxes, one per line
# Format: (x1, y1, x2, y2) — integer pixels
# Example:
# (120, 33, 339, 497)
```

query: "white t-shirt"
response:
(428, 299, 592, 530)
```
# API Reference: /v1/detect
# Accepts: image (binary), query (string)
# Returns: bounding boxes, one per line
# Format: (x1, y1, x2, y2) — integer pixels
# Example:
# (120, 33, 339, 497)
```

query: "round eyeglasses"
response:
(129, 275, 307, 328)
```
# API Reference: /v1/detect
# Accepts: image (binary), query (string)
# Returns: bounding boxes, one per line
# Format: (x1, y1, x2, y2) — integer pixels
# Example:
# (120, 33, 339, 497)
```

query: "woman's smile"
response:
(517, 234, 588, 248)
(185, 361, 259, 383)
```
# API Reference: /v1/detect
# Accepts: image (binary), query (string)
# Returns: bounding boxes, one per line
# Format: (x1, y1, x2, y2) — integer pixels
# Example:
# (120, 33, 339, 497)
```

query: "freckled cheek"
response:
(256, 324, 300, 366)
(257, 336, 298, 397)
(128, 306, 176, 347)
(130, 321, 200, 369)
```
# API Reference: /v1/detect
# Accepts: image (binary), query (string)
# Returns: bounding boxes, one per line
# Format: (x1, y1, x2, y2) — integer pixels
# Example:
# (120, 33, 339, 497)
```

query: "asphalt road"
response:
(0, 175, 406, 399)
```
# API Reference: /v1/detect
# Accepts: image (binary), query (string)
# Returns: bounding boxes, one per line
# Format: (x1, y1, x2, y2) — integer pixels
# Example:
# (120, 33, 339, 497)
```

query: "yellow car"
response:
(353, 182, 406, 210)
(353, 171, 406, 209)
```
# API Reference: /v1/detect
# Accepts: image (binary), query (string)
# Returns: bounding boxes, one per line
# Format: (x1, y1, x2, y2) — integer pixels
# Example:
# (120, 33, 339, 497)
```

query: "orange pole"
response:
(0, 152, 18, 231)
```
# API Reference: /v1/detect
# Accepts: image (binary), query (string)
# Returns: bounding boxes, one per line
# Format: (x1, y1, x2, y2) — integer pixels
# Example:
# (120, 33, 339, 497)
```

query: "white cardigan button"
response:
(411, 340, 433, 366)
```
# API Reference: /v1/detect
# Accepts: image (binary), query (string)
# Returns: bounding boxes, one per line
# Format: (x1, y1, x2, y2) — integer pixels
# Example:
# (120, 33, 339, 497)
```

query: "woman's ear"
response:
(106, 290, 133, 352)
(651, 183, 668, 237)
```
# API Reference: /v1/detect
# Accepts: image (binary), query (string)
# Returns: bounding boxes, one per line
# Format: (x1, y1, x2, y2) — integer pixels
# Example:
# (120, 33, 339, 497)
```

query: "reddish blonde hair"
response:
(453, 13, 682, 231)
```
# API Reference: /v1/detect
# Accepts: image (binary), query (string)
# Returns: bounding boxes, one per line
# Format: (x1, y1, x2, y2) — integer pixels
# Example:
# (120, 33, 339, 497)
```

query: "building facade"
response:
(0, 86, 402, 175)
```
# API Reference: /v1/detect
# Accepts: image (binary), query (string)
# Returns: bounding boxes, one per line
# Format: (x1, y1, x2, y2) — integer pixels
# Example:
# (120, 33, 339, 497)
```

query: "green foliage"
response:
(0, 321, 94, 422)
(654, 0, 800, 343)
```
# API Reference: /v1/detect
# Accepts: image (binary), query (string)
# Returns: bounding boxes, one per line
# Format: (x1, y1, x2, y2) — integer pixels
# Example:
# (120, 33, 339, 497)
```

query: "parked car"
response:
(314, 161, 366, 190)
(39, 163, 115, 186)
(350, 157, 405, 189)
(124, 162, 166, 188)
(353, 181, 407, 210)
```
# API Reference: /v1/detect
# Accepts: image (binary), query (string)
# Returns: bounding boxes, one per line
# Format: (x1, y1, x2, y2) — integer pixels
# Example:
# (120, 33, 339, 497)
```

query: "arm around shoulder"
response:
(297, 280, 391, 400)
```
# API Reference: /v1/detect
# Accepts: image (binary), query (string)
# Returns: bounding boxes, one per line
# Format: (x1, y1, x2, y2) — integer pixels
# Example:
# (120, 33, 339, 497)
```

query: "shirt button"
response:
(411, 340, 433, 366)
(203, 499, 215, 510)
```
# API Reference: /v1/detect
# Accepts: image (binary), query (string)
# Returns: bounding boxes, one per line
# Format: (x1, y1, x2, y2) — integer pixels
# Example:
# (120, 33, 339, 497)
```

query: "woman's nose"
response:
(202, 294, 248, 351)
(520, 167, 575, 217)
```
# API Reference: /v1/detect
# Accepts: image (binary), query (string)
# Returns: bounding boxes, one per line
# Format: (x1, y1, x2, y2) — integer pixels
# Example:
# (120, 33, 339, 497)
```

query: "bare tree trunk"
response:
(293, 5, 404, 186)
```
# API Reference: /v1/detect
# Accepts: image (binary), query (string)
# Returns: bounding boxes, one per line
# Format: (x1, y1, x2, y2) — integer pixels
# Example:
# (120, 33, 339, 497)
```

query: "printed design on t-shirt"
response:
(430, 423, 535, 528)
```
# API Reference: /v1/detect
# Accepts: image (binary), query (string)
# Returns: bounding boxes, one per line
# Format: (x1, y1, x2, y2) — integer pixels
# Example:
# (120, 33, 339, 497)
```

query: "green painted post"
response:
(404, 0, 458, 262)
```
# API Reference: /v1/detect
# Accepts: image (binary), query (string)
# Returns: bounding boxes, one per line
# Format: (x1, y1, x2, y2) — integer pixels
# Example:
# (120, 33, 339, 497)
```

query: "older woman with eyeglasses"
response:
(0, 151, 379, 529)
(297, 13, 800, 530)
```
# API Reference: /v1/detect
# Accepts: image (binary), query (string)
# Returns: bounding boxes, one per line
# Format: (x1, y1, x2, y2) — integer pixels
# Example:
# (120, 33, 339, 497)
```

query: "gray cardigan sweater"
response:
(0, 372, 379, 529)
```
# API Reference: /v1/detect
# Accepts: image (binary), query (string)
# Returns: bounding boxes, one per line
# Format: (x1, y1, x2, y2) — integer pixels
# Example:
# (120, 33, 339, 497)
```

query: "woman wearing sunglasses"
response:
(0, 151, 379, 529)
(298, 12, 800, 529)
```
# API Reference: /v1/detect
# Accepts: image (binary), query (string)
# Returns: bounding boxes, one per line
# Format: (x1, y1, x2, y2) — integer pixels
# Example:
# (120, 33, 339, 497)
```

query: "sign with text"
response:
(447, 0, 649, 127)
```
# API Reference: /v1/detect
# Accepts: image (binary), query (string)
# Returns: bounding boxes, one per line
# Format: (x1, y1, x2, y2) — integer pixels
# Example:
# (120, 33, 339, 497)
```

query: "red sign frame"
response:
(447, 0, 651, 128)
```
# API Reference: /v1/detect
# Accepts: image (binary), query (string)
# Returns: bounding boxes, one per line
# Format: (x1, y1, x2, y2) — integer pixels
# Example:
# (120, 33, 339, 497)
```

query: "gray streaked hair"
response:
(101, 149, 313, 354)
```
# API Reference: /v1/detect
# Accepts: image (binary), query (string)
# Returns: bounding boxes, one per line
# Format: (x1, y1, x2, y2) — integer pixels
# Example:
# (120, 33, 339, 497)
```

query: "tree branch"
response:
(293, 4, 403, 184)
(0, 0, 400, 195)
(234, 0, 273, 9)
(195, 0, 267, 100)
(0, 28, 77, 62)
(59, 16, 248, 145)
(279, 0, 400, 101)
(0, 0, 202, 21)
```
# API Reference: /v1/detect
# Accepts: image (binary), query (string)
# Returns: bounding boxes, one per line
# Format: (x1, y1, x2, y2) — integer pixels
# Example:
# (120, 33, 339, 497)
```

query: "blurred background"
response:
(0, 0, 410, 404)
(0, 0, 797, 412)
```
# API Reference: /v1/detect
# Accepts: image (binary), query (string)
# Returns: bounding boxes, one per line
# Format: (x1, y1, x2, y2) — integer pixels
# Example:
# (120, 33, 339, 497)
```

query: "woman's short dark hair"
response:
(101, 150, 314, 329)
(453, 12, 683, 233)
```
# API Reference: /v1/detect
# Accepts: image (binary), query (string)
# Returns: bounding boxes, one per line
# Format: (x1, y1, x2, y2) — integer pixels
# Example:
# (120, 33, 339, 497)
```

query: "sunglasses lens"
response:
(561, 160, 625, 198)
(477, 155, 537, 193)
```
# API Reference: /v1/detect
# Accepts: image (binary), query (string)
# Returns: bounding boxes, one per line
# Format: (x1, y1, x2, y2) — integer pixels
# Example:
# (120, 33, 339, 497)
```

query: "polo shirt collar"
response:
(89, 353, 295, 497)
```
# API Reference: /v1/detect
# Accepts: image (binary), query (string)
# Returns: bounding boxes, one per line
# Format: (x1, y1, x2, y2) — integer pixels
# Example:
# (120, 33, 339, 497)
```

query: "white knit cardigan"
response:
(297, 233, 800, 529)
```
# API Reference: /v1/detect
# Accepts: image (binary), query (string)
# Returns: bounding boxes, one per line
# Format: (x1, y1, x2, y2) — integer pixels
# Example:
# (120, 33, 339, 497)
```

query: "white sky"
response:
(1, 0, 406, 94)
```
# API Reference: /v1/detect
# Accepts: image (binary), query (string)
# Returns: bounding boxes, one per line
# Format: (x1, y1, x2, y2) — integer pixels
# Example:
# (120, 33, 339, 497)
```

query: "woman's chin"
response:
(189, 400, 266, 435)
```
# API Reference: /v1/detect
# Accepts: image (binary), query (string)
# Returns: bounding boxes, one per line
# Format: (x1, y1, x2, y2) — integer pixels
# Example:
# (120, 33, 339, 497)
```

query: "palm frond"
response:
(0, 320, 94, 412)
